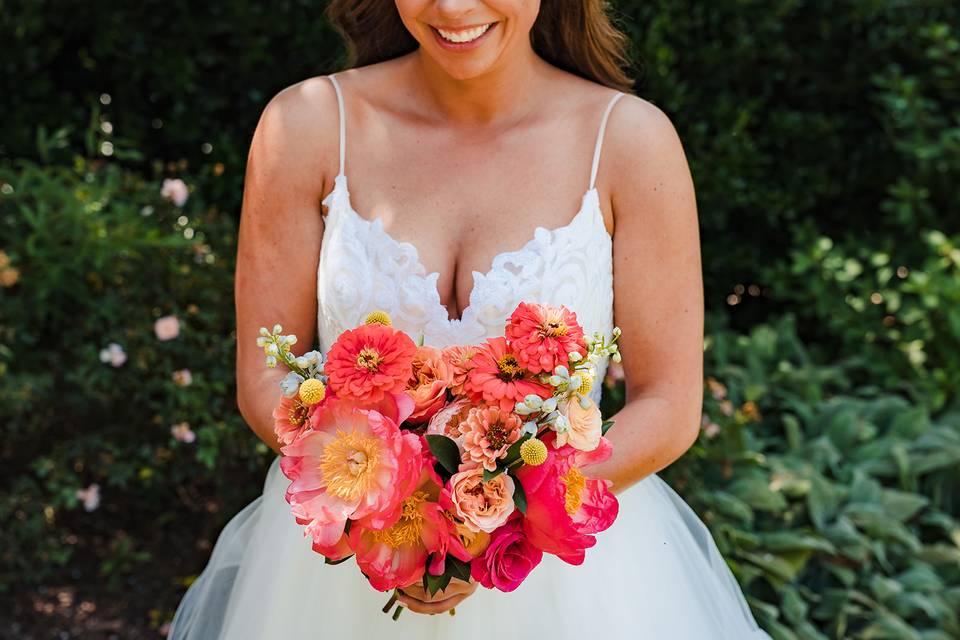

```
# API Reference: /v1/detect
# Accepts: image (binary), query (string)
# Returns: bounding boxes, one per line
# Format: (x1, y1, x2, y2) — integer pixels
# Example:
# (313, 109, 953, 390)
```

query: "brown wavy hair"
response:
(324, 0, 637, 92)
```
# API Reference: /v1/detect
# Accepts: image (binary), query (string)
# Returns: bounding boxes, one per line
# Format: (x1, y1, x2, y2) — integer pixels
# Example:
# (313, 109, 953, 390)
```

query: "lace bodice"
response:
(316, 74, 625, 406)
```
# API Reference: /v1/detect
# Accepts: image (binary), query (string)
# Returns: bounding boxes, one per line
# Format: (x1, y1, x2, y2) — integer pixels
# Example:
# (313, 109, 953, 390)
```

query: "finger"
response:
(401, 580, 471, 601)
(395, 590, 470, 615)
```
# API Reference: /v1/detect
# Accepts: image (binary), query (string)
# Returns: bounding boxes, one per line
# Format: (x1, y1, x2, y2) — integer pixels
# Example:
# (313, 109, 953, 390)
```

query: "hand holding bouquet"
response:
(257, 302, 623, 617)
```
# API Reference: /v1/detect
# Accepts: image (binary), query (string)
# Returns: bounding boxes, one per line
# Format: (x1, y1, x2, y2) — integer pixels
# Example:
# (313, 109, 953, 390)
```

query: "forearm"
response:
(589, 393, 700, 495)
(237, 368, 288, 455)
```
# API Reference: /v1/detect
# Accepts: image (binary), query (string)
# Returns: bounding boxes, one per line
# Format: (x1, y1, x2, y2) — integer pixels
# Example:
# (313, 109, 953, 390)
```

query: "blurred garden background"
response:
(2, 1, 959, 638)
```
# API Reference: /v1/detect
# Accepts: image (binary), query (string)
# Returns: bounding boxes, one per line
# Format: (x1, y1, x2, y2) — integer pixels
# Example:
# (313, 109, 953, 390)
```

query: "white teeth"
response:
(436, 23, 492, 44)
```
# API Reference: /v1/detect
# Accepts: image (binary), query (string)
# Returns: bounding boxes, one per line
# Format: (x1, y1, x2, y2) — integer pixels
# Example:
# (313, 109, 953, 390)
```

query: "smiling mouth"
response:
(432, 22, 496, 44)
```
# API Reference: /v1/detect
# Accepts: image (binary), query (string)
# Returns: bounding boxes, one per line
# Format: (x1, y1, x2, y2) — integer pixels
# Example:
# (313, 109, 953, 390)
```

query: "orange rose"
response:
(406, 346, 454, 423)
(441, 344, 478, 396)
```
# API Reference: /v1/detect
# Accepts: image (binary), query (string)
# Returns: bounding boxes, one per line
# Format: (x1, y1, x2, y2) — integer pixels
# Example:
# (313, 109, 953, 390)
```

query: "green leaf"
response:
(425, 434, 461, 475)
(483, 466, 505, 482)
(601, 419, 614, 435)
(324, 554, 354, 565)
(502, 433, 533, 466)
(423, 570, 452, 597)
(445, 555, 472, 582)
(511, 472, 527, 514)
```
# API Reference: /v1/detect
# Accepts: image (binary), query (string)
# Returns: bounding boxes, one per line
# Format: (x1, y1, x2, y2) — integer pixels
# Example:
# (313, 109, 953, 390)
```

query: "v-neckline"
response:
(321, 174, 609, 325)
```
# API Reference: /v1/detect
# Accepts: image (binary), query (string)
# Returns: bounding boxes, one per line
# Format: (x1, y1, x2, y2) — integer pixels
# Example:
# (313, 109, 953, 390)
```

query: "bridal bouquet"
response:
(257, 302, 622, 617)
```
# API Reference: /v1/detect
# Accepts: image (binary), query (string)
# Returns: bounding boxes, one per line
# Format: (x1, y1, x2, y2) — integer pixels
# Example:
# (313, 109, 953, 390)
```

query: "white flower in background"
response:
(161, 178, 189, 207)
(154, 315, 181, 341)
(76, 484, 101, 512)
(171, 368, 193, 386)
(99, 342, 127, 367)
(701, 414, 721, 439)
(171, 421, 196, 443)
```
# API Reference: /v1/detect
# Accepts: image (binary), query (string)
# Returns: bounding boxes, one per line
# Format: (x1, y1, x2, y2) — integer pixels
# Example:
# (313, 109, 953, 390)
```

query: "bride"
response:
(170, 1, 771, 638)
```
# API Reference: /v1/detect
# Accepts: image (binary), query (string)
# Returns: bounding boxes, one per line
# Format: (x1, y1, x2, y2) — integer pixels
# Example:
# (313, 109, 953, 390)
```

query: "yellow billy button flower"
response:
(519, 438, 548, 466)
(298, 378, 326, 405)
(364, 310, 392, 326)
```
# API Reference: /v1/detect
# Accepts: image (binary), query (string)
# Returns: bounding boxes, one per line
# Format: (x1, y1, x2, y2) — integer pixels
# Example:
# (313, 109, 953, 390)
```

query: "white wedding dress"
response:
(169, 74, 771, 640)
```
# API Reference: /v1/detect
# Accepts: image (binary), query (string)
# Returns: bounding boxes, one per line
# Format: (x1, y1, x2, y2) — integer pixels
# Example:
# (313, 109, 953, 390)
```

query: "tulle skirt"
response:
(169, 457, 770, 639)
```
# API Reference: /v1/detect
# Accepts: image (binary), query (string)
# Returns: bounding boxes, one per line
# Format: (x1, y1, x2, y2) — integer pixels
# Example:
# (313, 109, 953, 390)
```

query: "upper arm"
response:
(234, 77, 340, 408)
(604, 96, 704, 440)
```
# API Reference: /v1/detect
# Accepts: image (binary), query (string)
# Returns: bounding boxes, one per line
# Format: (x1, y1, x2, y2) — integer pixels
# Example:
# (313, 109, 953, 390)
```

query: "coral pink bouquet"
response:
(256, 301, 623, 618)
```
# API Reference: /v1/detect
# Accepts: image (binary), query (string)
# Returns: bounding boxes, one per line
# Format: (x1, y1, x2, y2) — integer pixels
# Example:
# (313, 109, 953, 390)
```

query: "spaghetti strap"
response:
(327, 74, 346, 179)
(589, 91, 627, 190)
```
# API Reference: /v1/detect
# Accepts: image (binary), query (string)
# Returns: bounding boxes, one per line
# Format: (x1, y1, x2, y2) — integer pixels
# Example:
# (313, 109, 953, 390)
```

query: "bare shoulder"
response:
(248, 75, 343, 202)
(601, 93, 697, 229)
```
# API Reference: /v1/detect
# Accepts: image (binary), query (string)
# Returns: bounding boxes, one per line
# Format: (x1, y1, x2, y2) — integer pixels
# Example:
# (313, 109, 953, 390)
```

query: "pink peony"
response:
(470, 515, 542, 592)
(457, 404, 523, 472)
(349, 466, 471, 592)
(448, 465, 516, 533)
(514, 432, 618, 565)
(279, 392, 423, 549)
(463, 336, 552, 413)
(504, 302, 587, 374)
(324, 323, 417, 404)
(405, 345, 453, 423)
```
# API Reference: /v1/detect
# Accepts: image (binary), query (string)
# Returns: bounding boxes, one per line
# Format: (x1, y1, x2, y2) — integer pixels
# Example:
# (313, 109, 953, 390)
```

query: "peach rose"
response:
(406, 346, 453, 423)
(449, 466, 516, 533)
(555, 396, 602, 452)
(441, 344, 479, 396)
(425, 397, 472, 447)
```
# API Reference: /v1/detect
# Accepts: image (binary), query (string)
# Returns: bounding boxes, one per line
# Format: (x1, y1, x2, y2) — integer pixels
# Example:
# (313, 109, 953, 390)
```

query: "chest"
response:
(326, 113, 611, 319)
(316, 175, 613, 352)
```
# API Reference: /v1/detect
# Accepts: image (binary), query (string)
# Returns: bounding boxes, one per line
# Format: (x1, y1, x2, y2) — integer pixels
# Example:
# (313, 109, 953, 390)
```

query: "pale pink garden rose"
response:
(448, 466, 516, 533)
(154, 315, 181, 341)
(171, 421, 196, 443)
(425, 397, 472, 447)
(161, 178, 189, 207)
(554, 396, 603, 452)
(171, 368, 192, 387)
(98, 342, 127, 367)
(701, 414, 721, 438)
(76, 483, 101, 512)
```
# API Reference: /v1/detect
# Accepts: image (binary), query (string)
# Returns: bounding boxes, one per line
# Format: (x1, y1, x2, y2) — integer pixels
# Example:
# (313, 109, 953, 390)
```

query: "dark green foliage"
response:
(0, 1, 958, 636)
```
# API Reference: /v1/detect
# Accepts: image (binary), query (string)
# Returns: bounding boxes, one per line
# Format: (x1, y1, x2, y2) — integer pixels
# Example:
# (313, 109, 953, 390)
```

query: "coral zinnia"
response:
(463, 336, 551, 412)
(324, 323, 417, 404)
(505, 302, 587, 374)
